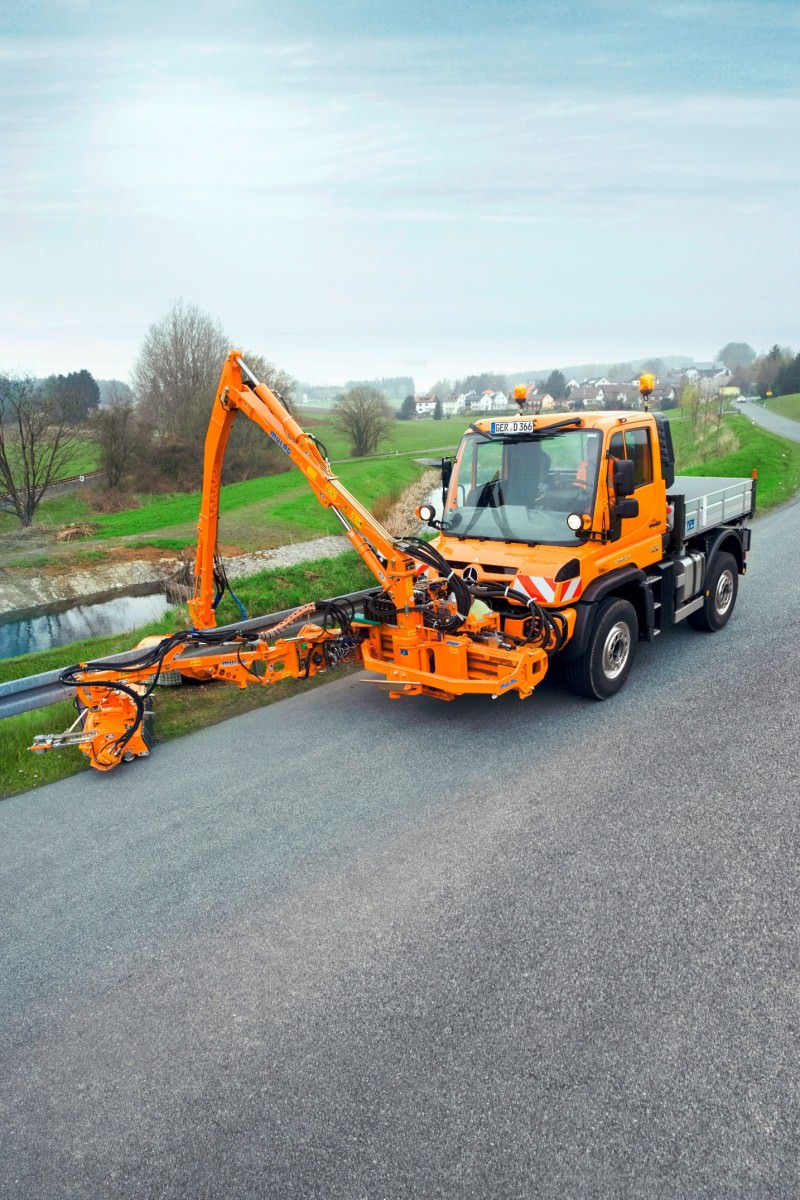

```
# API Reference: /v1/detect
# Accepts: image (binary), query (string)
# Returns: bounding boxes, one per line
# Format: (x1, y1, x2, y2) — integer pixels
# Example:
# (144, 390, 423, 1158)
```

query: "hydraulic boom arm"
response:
(31, 352, 575, 773)
(189, 352, 417, 630)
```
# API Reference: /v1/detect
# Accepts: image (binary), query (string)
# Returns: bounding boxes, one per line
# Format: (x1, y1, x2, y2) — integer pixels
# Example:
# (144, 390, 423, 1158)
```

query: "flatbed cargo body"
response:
(669, 476, 754, 539)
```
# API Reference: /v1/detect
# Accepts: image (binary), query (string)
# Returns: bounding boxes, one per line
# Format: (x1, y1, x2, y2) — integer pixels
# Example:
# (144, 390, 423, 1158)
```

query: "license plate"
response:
(490, 420, 534, 434)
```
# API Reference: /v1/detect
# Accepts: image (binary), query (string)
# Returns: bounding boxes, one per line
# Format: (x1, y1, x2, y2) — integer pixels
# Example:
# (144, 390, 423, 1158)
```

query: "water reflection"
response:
(0, 592, 172, 659)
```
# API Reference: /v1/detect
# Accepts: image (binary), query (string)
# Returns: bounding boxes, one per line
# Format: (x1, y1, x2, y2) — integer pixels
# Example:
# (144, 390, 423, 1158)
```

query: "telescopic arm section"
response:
(189, 352, 414, 629)
(30, 600, 363, 771)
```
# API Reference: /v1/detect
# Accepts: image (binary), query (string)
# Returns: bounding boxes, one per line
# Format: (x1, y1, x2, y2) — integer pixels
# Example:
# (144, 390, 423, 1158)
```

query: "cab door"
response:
(607, 424, 666, 563)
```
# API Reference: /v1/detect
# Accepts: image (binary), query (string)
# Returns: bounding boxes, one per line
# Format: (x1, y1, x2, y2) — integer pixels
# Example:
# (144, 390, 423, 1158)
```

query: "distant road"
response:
(2, 496, 799, 1198)
(0, 470, 102, 515)
(738, 397, 800, 442)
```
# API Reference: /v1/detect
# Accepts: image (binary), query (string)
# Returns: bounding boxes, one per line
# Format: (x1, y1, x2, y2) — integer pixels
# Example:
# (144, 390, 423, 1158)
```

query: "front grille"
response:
(447, 560, 517, 576)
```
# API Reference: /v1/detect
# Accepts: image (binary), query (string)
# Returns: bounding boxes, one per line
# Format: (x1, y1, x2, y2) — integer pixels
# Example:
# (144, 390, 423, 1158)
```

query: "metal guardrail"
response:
(45, 469, 103, 489)
(0, 588, 379, 720)
(0, 470, 103, 509)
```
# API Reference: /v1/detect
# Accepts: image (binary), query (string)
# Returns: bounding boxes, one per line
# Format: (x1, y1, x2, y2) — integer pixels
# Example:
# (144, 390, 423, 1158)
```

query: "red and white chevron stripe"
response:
(509, 574, 583, 605)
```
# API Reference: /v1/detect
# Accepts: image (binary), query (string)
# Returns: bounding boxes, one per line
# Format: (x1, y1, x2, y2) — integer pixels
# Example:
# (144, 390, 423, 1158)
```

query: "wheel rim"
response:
(602, 621, 631, 679)
(716, 569, 734, 615)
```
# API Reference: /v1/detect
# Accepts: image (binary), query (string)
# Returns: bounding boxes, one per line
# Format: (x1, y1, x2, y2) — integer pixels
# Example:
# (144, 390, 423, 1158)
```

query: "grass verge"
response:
(679, 414, 800, 510)
(763, 393, 800, 421)
(0, 551, 375, 684)
(0, 456, 427, 548)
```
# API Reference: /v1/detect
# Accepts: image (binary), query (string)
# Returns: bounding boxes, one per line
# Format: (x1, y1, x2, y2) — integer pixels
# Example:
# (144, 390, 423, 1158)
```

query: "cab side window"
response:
(608, 429, 652, 489)
(624, 428, 652, 488)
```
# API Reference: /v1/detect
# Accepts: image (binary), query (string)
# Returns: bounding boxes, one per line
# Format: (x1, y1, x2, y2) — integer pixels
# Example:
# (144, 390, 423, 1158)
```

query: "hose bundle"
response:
(473, 581, 568, 654)
(397, 536, 473, 633)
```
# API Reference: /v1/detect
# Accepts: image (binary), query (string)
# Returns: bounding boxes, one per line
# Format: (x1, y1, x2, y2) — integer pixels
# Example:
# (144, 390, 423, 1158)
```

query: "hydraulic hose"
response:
(397, 536, 473, 633)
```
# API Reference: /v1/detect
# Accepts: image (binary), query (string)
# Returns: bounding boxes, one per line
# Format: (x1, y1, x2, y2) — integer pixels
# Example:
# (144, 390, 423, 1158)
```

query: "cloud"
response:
(1, 4, 798, 382)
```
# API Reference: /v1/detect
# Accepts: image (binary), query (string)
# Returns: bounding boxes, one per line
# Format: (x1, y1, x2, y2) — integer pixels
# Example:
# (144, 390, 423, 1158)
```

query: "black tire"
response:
(688, 551, 738, 632)
(563, 597, 638, 700)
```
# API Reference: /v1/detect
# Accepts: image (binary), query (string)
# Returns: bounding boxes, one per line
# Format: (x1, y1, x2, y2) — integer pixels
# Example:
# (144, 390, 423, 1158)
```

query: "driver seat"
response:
(501, 442, 551, 507)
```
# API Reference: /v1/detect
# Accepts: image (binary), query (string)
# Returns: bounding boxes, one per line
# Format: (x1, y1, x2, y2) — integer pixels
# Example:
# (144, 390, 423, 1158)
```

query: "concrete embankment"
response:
(0, 536, 351, 620)
(0, 469, 439, 620)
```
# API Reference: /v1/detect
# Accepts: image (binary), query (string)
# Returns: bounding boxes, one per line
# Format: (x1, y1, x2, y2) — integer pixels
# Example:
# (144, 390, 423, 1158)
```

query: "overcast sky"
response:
(1, 0, 798, 389)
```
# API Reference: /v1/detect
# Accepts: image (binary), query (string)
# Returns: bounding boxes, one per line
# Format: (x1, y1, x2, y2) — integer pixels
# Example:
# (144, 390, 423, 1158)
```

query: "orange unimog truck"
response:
(31, 354, 754, 771)
(415, 403, 754, 699)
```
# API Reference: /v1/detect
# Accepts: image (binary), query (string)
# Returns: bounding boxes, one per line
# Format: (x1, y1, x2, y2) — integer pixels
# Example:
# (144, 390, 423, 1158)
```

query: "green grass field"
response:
(0, 438, 99, 483)
(300, 410, 469, 461)
(62, 440, 101, 476)
(763, 392, 800, 421)
(0, 454, 428, 544)
(672, 413, 800, 510)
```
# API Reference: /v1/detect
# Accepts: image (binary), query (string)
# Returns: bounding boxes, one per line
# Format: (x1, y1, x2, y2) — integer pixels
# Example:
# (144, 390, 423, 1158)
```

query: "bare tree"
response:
(0, 373, 78, 526)
(238, 351, 297, 415)
(94, 401, 143, 489)
(332, 386, 394, 457)
(680, 381, 702, 434)
(756, 345, 787, 399)
(130, 305, 300, 486)
(223, 351, 298, 481)
(131, 299, 229, 439)
(98, 378, 134, 408)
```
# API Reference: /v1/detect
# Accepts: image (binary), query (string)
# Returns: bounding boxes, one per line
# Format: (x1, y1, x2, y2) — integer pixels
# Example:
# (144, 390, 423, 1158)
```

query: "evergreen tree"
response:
(545, 370, 567, 400)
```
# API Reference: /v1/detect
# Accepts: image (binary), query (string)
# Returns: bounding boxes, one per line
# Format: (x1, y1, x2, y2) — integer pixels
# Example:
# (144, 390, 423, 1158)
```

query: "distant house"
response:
(530, 392, 557, 412)
(415, 394, 437, 418)
(442, 394, 466, 417)
(567, 384, 605, 409)
(474, 389, 509, 412)
(605, 384, 642, 409)
(671, 361, 732, 399)
(652, 386, 677, 407)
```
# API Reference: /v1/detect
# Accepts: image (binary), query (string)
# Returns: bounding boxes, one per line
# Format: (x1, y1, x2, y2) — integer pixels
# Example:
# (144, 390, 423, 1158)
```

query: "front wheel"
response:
(563, 597, 638, 700)
(688, 551, 738, 632)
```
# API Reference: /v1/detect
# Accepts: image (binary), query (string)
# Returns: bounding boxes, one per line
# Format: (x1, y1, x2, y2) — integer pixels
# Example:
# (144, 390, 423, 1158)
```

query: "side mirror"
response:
(613, 497, 639, 519)
(612, 457, 636, 497)
(441, 457, 453, 500)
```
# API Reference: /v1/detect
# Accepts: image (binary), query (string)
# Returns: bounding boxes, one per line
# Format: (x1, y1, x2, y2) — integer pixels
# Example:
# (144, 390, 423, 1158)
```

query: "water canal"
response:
(0, 592, 172, 660)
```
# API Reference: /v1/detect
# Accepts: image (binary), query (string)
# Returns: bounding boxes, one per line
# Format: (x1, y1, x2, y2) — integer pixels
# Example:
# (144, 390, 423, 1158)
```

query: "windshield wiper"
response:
(468, 415, 583, 443)
(540, 416, 583, 433)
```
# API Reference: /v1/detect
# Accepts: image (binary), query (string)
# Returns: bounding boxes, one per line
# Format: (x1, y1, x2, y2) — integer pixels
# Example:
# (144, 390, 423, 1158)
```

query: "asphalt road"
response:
(738, 398, 800, 443)
(2, 498, 799, 1199)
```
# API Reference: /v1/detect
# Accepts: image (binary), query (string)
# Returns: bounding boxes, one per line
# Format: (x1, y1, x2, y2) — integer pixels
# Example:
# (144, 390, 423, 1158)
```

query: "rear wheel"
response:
(563, 597, 638, 700)
(688, 551, 738, 632)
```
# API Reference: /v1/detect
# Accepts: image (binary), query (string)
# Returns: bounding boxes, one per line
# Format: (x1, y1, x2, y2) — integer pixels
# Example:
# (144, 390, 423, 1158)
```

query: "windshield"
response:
(443, 428, 602, 545)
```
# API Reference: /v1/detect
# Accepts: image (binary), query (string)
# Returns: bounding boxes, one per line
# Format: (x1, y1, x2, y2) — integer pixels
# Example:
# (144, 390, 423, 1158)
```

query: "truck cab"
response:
(435, 410, 673, 599)
(426, 407, 752, 698)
